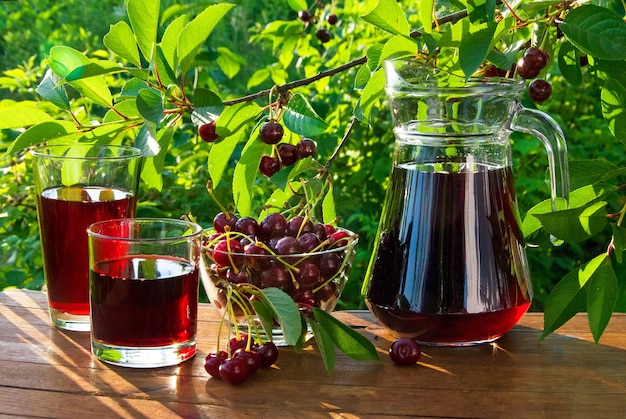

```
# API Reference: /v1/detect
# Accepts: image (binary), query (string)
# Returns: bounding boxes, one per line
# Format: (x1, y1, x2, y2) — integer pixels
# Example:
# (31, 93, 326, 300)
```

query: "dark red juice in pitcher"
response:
(36, 186, 136, 315)
(90, 255, 199, 347)
(365, 162, 532, 345)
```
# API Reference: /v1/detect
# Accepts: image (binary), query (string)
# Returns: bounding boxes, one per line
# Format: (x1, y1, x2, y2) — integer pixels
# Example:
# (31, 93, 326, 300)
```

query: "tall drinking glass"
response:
(32, 145, 142, 332)
(87, 218, 202, 368)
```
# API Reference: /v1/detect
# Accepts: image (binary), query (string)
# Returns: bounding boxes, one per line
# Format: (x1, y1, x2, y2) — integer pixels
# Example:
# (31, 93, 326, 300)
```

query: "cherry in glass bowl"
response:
(200, 223, 358, 346)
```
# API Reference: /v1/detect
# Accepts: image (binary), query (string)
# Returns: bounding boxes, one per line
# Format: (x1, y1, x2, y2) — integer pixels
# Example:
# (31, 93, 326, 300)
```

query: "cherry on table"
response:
(204, 351, 228, 378)
(389, 337, 421, 366)
(253, 342, 279, 368)
(219, 357, 250, 385)
(233, 348, 262, 375)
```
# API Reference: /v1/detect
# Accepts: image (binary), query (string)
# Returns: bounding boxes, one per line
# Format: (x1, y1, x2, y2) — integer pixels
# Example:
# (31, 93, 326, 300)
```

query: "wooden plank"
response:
(2, 289, 626, 418)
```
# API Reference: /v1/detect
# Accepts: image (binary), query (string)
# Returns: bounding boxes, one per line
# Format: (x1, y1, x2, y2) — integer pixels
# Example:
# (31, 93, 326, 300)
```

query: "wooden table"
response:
(1, 289, 626, 418)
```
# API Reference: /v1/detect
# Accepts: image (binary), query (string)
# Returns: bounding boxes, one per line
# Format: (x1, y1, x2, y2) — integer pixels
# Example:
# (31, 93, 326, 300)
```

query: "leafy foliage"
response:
(1, 0, 626, 346)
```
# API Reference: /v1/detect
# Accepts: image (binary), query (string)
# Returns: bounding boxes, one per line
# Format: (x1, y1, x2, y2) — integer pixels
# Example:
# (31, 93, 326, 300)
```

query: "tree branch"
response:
(223, 56, 368, 106)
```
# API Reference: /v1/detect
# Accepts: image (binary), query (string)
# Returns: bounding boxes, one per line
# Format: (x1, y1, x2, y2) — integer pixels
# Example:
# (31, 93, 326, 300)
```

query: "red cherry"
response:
(204, 351, 228, 378)
(233, 348, 262, 375)
(212, 239, 244, 268)
(198, 121, 219, 142)
(219, 357, 250, 385)
(260, 121, 284, 145)
(253, 342, 279, 367)
(259, 155, 281, 177)
(389, 337, 421, 366)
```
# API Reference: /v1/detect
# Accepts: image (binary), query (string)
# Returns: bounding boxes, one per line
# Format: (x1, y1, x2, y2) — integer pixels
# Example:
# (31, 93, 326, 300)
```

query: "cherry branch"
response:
(223, 56, 368, 106)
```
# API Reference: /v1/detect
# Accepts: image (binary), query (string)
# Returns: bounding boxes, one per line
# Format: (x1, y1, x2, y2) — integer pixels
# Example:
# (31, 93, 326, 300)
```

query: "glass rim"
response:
(31, 144, 142, 160)
(204, 227, 359, 258)
(88, 218, 203, 241)
(384, 59, 526, 94)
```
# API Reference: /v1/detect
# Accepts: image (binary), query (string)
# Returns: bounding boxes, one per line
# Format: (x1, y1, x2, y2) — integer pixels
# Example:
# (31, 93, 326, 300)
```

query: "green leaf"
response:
(260, 288, 302, 346)
(140, 126, 173, 191)
(216, 101, 262, 137)
(312, 308, 380, 361)
(533, 201, 608, 243)
(232, 135, 267, 216)
(154, 46, 178, 87)
(247, 68, 271, 90)
(251, 299, 277, 340)
(103, 21, 141, 66)
(560, 5, 626, 60)
(558, 41, 583, 87)
(611, 224, 626, 264)
(216, 47, 246, 79)
(64, 60, 125, 82)
(0, 107, 52, 129)
(283, 93, 328, 136)
(541, 254, 606, 339)
(177, 3, 235, 73)
(4, 121, 77, 156)
(208, 129, 243, 188)
(127, 0, 159, 62)
(49, 46, 112, 108)
(419, 0, 434, 34)
(287, 0, 307, 12)
(134, 123, 160, 158)
(601, 78, 626, 140)
(587, 261, 618, 343)
(36, 69, 70, 110)
(379, 35, 418, 64)
(307, 318, 336, 375)
(136, 88, 164, 125)
(160, 14, 189, 72)
(362, 0, 410, 36)
(466, 0, 496, 23)
(568, 159, 622, 189)
(459, 22, 498, 78)
(359, 67, 385, 121)
(191, 88, 224, 125)
(322, 184, 336, 224)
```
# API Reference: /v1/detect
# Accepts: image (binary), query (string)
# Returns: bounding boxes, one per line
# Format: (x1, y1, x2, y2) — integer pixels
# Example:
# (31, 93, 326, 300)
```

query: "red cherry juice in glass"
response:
(36, 186, 136, 316)
(365, 162, 532, 345)
(90, 255, 199, 348)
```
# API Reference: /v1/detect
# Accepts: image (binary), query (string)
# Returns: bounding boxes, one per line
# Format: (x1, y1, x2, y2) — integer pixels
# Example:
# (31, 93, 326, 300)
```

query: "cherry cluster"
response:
(516, 47, 552, 103)
(297, 7, 339, 44)
(258, 120, 317, 177)
(206, 210, 354, 311)
(204, 334, 279, 385)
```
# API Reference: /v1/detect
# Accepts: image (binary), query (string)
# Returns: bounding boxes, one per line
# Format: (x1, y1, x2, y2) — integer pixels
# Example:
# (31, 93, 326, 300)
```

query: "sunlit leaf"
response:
(601, 78, 626, 140)
(534, 201, 608, 243)
(283, 93, 328, 136)
(287, 0, 307, 12)
(307, 318, 336, 374)
(36, 69, 70, 110)
(362, 0, 410, 36)
(208, 129, 243, 188)
(0, 107, 52, 129)
(140, 126, 173, 191)
(64, 60, 125, 82)
(216, 101, 262, 137)
(359, 67, 385, 121)
(459, 22, 498, 78)
(260, 287, 302, 346)
(49, 46, 112, 107)
(419, 0, 434, 33)
(160, 14, 189, 72)
(558, 41, 583, 87)
(103, 21, 141, 66)
(233, 134, 267, 216)
(3, 121, 76, 156)
(177, 3, 235, 73)
(587, 261, 618, 343)
(127, 0, 159, 62)
(560, 5, 626, 60)
(313, 308, 380, 361)
(541, 254, 606, 339)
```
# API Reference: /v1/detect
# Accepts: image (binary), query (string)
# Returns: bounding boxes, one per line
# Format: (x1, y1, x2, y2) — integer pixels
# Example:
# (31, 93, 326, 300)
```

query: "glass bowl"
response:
(200, 226, 358, 346)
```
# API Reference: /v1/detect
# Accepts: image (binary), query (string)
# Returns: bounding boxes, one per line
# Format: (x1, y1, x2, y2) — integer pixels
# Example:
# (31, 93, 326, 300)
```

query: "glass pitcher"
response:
(362, 59, 569, 346)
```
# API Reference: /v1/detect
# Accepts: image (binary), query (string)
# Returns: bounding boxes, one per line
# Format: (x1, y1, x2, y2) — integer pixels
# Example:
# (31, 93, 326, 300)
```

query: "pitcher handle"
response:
(510, 103, 570, 213)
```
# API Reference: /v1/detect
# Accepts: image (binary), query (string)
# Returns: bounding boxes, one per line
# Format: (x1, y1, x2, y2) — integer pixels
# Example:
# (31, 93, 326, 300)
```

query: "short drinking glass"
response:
(32, 145, 142, 332)
(87, 218, 202, 368)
